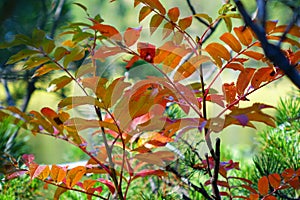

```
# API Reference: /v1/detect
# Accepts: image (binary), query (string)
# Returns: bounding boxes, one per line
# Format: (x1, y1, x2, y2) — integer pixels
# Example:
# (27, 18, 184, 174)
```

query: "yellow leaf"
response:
(150, 14, 164, 35)
(66, 166, 86, 188)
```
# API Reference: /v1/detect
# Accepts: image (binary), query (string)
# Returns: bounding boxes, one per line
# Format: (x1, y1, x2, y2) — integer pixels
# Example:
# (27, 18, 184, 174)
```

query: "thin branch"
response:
(165, 165, 212, 200)
(205, 153, 212, 177)
(211, 138, 221, 200)
(278, 9, 300, 47)
(186, 0, 210, 27)
(234, 0, 300, 89)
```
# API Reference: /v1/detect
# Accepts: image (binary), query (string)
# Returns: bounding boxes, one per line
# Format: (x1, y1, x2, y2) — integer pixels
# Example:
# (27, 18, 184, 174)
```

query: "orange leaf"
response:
(58, 96, 104, 109)
(265, 20, 278, 34)
(32, 63, 60, 78)
(38, 165, 50, 181)
(124, 26, 142, 47)
(47, 75, 72, 92)
(268, 173, 281, 189)
(258, 176, 269, 195)
(150, 14, 164, 34)
(220, 32, 242, 53)
(50, 165, 67, 183)
(168, 7, 180, 22)
(234, 26, 253, 46)
(226, 63, 244, 71)
(236, 68, 256, 96)
(162, 46, 191, 72)
(251, 67, 276, 89)
(178, 16, 192, 31)
(83, 179, 97, 191)
(54, 183, 67, 200)
(272, 25, 300, 37)
(222, 82, 237, 104)
(90, 23, 122, 41)
(139, 0, 166, 15)
(134, 151, 175, 166)
(174, 55, 211, 81)
(154, 41, 177, 64)
(66, 166, 86, 188)
(242, 50, 264, 60)
(138, 42, 156, 63)
(139, 6, 152, 22)
(205, 42, 231, 67)
(125, 55, 140, 69)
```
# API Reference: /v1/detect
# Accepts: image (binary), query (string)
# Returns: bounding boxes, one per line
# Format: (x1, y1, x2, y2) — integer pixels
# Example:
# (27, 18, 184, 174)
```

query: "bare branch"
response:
(211, 138, 221, 200)
(186, 0, 210, 27)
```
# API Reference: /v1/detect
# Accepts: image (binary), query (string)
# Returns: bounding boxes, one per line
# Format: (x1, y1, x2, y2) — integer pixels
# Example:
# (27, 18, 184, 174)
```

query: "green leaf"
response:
(47, 75, 72, 92)
(63, 47, 85, 68)
(194, 13, 212, 23)
(6, 49, 40, 65)
(58, 96, 105, 109)
(54, 47, 69, 61)
(23, 56, 50, 70)
(42, 39, 56, 54)
(32, 29, 46, 47)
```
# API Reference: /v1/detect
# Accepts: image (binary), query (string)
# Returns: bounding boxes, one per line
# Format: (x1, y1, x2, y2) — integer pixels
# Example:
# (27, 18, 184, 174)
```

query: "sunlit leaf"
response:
(66, 166, 86, 188)
(236, 68, 255, 96)
(63, 47, 85, 68)
(265, 20, 278, 34)
(162, 22, 174, 39)
(233, 26, 253, 46)
(168, 7, 180, 22)
(223, 16, 232, 32)
(125, 55, 140, 70)
(272, 25, 300, 37)
(47, 75, 72, 92)
(124, 26, 142, 47)
(139, 6, 152, 22)
(37, 165, 50, 181)
(93, 46, 123, 61)
(178, 16, 192, 31)
(150, 14, 164, 35)
(220, 32, 242, 53)
(205, 42, 230, 66)
(65, 118, 119, 132)
(29, 110, 54, 133)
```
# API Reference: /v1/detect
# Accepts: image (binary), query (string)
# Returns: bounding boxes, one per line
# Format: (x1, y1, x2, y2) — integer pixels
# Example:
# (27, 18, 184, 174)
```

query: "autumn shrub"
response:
(0, 0, 299, 199)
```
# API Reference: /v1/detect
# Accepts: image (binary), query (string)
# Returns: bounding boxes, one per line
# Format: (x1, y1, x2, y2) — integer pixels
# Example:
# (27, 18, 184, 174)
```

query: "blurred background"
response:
(0, 0, 298, 165)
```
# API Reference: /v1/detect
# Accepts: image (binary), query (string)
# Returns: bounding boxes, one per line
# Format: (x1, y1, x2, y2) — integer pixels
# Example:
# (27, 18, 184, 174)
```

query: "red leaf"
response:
(124, 26, 142, 47)
(264, 195, 277, 200)
(90, 23, 122, 41)
(178, 16, 192, 31)
(98, 178, 115, 194)
(168, 7, 180, 22)
(137, 42, 156, 63)
(133, 169, 167, 180)
(251, 67, 276, 89)
(268, 174, 281, 189)
(222, 82, 237, 104)
(226, 63, 244, 71)
(258, 176, 269, 195)
(22, 154, 35, 167)
(242, 50, 264, 60)
(240, 184, 258, 194)
(236, 68, 256, 96)
(248, 193, 259, 200)
(125, 55, 140, 70)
